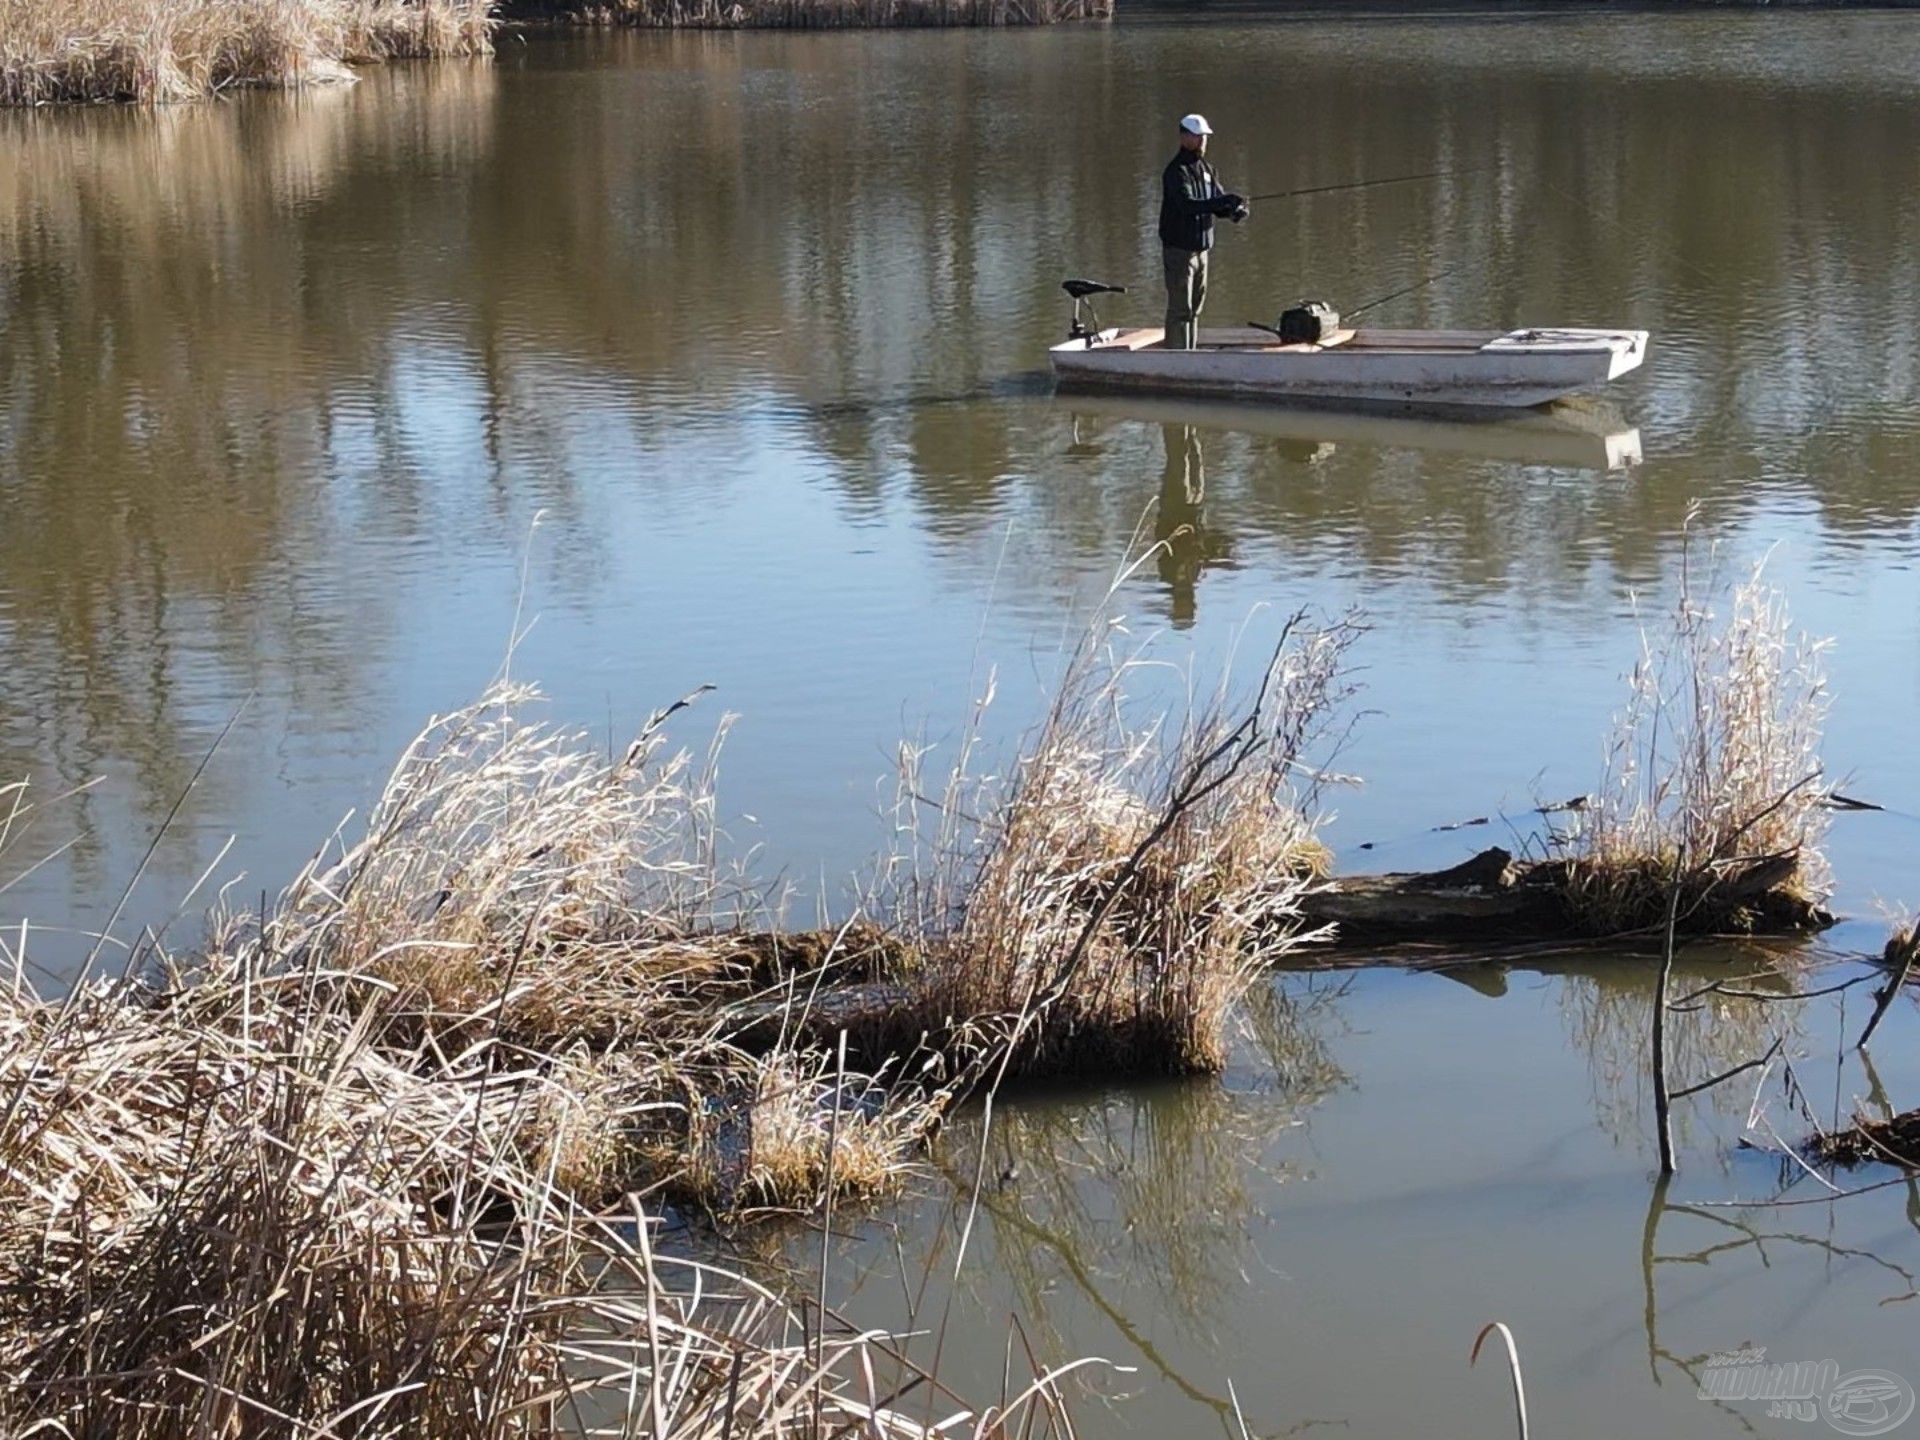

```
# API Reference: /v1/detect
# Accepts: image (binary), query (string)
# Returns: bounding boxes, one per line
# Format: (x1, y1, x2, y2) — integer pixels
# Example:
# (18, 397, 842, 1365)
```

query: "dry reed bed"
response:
(508, 0, 1110, 28)
(885, 615, 1350, 1079)
(0, 693, 1106, 1435)
(0, 550, 1837, 1430)
(0, 618, 1345, 1433)
(0, 0, 494, 107)
(0, 966, 1093, 1435)
(1549, 546, 1832, 936)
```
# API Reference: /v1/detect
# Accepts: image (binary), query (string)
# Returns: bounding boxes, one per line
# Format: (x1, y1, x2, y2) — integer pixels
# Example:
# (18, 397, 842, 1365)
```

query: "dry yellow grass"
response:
(0, 683, 1106, 1433)
(264, 681, 724, 1044)
(0, 962, 1093, 1436)
(0, 588, 1359, 1432)
(1556, 538, 1831, 935)
(0, 961, 584, 1432)
(184, 682, 940, 1216)
(0, 0, 493, 107)
(731, 1049, 941, 1208)
(893, 612, 1353, 1079)
(527, 0, 1109, 27)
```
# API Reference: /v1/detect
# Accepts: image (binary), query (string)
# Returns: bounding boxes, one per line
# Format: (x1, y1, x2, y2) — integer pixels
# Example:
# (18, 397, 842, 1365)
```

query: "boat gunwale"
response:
(1050, 325, 1645, 360)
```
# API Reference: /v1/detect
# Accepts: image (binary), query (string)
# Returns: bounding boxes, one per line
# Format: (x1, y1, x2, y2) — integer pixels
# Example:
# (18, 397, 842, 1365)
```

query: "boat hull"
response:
(1049, 326, 1648, 409)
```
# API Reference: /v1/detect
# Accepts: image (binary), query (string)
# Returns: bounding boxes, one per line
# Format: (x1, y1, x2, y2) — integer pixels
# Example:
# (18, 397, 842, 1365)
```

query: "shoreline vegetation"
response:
(0, 556, 1851, 1433)
(0, 0, 1106, 109)
(0, 615, 1345, 1434)
(0, 0, 494, 107)
(9, 0, 1920, 109)
(502, 0, 1111, 26)
(9, 0, 1910, 107)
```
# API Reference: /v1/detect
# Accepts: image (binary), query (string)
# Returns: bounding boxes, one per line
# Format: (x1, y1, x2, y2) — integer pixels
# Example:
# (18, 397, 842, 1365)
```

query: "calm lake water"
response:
(780, 960, 1920, 1440)
(5, 10, 1920, 1435)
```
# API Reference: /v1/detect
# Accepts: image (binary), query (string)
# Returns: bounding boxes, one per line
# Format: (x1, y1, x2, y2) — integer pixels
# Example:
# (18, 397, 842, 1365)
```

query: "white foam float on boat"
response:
(1050, 325, 1649, 410)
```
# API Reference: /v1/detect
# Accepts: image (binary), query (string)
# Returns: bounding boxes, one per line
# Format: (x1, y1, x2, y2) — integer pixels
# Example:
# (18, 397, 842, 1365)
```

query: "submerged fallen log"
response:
(1300, 846, 1833, 950)
(727, 844, 1837, 1048)
(1809, 1110, 1920, 1170)
(1301, 848, 1558, 948)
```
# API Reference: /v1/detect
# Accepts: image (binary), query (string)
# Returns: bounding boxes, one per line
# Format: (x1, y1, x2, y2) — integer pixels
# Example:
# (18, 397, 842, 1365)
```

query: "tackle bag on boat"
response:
(1277, 301, 1340, 345)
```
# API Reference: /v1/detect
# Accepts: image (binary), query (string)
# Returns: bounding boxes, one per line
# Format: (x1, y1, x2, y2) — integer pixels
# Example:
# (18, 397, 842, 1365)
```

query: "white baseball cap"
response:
(1179, 113, 1213, 136)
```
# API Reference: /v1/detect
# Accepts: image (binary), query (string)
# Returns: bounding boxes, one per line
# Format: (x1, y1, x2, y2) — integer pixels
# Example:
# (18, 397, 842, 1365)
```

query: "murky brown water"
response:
(5, 12, 1920, 1435)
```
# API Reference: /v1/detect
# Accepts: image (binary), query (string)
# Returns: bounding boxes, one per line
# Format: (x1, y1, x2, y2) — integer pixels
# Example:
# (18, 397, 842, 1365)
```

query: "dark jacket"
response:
(1159, 150, 1233, 253)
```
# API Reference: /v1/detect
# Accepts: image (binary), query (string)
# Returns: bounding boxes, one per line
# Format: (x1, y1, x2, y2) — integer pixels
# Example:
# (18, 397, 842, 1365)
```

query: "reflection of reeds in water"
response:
(941, 984, 1346, 1309)
(914, 993, 1345, 1410)
(1553, 533, 1831, 935)
(0, 68, 499, 816)
(522, 0, 1111, 28)
(1, 0, 493, 106)
(1558, 951, 1810, 1151)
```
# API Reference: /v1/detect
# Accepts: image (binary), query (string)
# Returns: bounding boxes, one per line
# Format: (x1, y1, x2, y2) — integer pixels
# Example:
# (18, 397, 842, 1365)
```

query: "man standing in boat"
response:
(1160, 114, 1248, 350)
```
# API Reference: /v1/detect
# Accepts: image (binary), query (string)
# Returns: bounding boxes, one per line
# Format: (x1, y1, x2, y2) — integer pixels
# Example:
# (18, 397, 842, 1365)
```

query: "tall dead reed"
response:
(0, 680, 1100, 1434)
(892, 612, 1354, 1079)
(0, 965, 579, 1434)
(1555, 535, 1831, 935)
(0, 586, 1358, 1432)
(217, 681, 937, 1213)
(0, 958, 1092, 1436)
(0, 0, 493, 107)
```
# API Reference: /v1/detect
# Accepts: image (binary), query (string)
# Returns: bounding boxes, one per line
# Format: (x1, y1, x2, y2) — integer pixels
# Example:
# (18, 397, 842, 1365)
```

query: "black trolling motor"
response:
(1061, 278, 1127, 341)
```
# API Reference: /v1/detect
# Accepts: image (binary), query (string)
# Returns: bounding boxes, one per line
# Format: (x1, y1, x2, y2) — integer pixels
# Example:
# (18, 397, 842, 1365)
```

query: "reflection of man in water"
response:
(1156, 423, 1213, 628)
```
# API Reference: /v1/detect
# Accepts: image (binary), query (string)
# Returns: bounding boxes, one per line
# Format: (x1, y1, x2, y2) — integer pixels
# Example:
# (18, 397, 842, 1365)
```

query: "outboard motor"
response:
(1062, 278, 1127, 341)
(1277, 300, 1340, 345)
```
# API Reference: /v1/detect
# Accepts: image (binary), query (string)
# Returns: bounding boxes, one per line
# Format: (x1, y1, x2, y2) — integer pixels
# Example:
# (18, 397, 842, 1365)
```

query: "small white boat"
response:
(1050, 324, 1649, 410)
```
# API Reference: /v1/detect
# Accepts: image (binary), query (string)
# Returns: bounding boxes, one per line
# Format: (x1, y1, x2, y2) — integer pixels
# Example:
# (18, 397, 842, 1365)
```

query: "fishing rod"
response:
(1242, 166, 1479, 207)
(1246, 266, 1455, 342)
(1346, 265, 1457, 322)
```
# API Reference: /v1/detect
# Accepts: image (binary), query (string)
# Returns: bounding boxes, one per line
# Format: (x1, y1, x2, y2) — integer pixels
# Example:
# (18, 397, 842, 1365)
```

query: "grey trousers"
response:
(1162, 246, 1209, 350)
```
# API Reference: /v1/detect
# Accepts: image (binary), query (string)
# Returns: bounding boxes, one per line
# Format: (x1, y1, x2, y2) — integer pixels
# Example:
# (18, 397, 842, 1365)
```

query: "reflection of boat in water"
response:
(1062, 391, 1643, 471)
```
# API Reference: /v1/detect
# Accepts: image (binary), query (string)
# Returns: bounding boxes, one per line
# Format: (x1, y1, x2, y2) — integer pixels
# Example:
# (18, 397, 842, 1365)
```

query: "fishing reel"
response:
(1061, 278, 1126, 342)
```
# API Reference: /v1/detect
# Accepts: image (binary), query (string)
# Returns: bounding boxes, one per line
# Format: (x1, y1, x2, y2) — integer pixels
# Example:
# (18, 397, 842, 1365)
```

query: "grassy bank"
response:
(0, 0, 493, 106)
